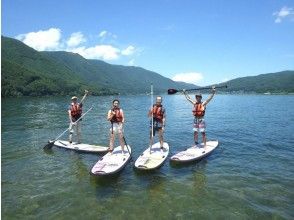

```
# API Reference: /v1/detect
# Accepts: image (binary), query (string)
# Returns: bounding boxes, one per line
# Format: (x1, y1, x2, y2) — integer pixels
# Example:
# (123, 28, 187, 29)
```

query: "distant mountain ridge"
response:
(1, 36, 195, 97)
(1, 35, 294, 97)
(216, 71, 294, 94)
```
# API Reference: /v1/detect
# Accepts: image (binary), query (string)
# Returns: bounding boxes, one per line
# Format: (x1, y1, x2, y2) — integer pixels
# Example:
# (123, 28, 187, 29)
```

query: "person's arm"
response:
(183, 90, 195, 105)
(107, 110, 114, 121)
(162, 109, 166, 128)
(121, 109, 125, 123)
(80, 90, 89, 104)
(68, 109, 73, 123)
(148, 106, 152, 118)
(203, 87, 216, 106)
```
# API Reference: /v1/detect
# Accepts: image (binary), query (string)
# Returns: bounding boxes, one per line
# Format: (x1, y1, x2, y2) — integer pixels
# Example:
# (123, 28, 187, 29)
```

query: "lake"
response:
(2, 94, 294, 219)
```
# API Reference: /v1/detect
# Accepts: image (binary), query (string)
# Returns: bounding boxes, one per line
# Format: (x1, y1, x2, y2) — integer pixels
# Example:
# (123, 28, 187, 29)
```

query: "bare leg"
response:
(159, 128, 164, 148)
(202, 132, 207, 149)
(69, 123, 73, 143)
(118, 132, 125, 153)
(194, 131, 198, 145)
(76, 122, 81, 144)
(149, 130, 154, 153)
(109, 132, 115, 151)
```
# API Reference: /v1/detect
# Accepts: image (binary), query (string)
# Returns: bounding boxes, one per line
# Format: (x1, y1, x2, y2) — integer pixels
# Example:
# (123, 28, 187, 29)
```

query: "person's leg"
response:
(194, 131, 199, 145)
(109, 125, 115, 152)
(118, 124, 125, 153)
(76, 122, 81, 144)
(69, 122, 74, 143)
(159, 128, 164, 148)
(202, 132, 206, 147)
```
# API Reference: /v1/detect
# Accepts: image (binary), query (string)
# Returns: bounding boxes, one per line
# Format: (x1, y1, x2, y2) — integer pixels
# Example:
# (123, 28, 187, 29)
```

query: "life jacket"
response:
(111, 108, 123, 123)
(193, 102, 205, 117)
(70, 103, 82, 118)
(152, 104, 164, 122)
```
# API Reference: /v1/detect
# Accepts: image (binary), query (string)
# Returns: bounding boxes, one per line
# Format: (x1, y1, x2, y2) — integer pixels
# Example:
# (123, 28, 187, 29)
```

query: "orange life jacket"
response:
(193, 102, 205, 117)
(70, 103, 82, 118)
(111, 108, 123, 123)
(152, 104, 164, 122)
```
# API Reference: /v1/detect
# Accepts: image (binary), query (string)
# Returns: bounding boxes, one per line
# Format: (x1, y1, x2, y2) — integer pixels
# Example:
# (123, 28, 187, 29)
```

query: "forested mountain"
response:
(2, 36, 293, 97)
(217, 71, 294, 94)
(1, 36, 194, 97)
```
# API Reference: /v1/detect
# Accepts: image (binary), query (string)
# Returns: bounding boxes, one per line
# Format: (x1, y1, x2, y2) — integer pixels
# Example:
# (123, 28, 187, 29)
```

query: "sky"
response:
(2, 0, 294, 86)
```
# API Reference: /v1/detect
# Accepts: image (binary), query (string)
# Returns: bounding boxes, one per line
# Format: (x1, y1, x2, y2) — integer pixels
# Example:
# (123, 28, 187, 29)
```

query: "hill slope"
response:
(2, 36, 194, 97)
(217, 71, 294, 93)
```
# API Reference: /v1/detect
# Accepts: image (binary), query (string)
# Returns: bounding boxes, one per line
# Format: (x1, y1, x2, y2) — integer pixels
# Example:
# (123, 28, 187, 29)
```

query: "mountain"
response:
(216, 71, 294, 94)
(2, 36, 293, 97)
(1, 36, 194, 97)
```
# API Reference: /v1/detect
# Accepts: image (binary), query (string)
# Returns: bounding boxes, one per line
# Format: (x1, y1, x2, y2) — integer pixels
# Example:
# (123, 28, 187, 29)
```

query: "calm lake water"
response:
(2, 94, 294, 219)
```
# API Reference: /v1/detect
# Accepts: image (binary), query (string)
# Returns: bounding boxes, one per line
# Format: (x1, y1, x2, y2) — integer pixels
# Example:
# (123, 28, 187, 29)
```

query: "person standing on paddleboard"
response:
(183, 86, 216, 148)
(148, 96, 166, 150)
(107, 99, 126, 154)
(68, 90, 89, 144)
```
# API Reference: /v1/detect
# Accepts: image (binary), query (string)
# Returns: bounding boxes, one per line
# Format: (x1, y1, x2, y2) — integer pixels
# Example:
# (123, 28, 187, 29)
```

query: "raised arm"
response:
(80, 90, 89, 104)
(203, 87, 216, 106)
(183, 90, 196, 105)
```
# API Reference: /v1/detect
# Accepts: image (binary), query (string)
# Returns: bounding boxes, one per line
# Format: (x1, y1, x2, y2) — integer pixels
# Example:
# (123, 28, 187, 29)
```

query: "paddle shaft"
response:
(185, 85, 227, 92)
(122, 136, 132, 160)
(150, 84, 154, 152)
(168, 85, 228, 94)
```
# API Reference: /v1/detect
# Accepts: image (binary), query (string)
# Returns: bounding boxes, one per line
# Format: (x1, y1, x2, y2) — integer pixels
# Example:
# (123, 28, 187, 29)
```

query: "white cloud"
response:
(172, 72, 204, 84)
(66, 32, 86, 48)
(70, 45, 120, 60)
(99, 30, 107, 38)
(16, 28, 137, 61)
(273, 6, 294, 23)
(99, 30, 117, 39)
(16, 28, 62, 51)
(121, 45, 135, 56)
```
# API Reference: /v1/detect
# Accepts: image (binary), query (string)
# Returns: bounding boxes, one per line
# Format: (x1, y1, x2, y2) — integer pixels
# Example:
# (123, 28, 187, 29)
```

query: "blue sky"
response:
(2, 0, 294, 86)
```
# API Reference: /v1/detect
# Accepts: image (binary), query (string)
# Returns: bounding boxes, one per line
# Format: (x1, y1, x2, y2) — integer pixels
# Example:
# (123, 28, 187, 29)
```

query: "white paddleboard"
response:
(90, 145, 132, 176)
(170, 140, 219, 163)
(134, 142, 169, 170)
(54, 140, 108, 153)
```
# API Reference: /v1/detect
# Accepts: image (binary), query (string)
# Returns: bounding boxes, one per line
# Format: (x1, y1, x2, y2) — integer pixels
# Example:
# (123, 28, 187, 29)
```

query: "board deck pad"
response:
(170, 140, 219, 163)
(91, 145, 132, 176)
(134, 142, 169, 170)
(54, 140, 108, 153)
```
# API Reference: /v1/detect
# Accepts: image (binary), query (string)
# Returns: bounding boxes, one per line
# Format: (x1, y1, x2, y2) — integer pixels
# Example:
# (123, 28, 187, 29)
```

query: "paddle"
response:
(44, 106, 94, 150)
(122, 136, 132, 161)
(150, 83, 154, 153)
(167, 85, 228, 95)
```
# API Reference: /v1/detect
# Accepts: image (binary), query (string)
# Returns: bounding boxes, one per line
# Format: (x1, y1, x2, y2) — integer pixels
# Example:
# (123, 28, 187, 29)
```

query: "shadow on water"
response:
(43, 147, 55, 155)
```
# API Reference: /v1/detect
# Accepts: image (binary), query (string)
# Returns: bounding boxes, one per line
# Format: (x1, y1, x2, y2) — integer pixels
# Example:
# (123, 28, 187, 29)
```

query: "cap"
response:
(195, 93, 202, 98)
(71, 96, 78, 100)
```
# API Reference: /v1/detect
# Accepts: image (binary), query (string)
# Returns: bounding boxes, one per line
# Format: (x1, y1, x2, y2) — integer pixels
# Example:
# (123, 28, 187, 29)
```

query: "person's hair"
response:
(113, 99, 120, 104)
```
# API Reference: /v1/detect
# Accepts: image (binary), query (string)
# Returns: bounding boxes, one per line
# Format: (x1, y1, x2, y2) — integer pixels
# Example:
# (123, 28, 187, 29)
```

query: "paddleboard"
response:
(134, 142, 169, 170)
(170, 140, 219, 163)
(90, 145, 132, 176)
(54, 140, 108, 153)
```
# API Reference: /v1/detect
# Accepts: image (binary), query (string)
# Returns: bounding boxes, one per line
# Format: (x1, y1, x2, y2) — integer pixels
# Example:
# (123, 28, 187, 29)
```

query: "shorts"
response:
(193, 118, 206, 133)
(110, 123, 123, 134)
(150, 120, 163, 135)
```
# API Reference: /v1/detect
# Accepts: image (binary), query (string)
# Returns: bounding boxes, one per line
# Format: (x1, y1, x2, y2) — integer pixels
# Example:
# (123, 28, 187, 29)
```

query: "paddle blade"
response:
(44, 141, 54, 150)
(167, 89, 178, 95)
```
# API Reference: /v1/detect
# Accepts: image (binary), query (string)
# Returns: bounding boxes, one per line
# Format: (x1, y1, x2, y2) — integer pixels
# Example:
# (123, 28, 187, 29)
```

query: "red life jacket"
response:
(193, 102, 205, 117)
(70, 103, 82, 118)
(152, 104, 164, 122)
(111, 108, 123, 123)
